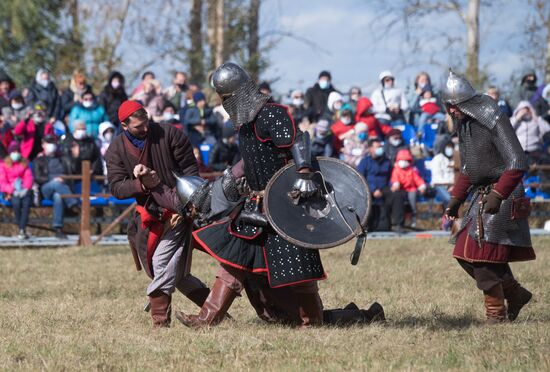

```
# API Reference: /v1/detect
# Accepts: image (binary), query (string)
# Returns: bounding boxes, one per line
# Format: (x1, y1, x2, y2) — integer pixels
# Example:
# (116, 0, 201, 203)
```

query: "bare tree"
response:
(189, 0, 205, 82)
(370, 0, 487, 87)
(247, 0, 260, 80)
(522, 0, 550, 82)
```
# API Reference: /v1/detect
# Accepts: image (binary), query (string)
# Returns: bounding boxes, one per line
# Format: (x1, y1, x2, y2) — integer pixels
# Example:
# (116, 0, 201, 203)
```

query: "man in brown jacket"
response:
(105, 100, 209, 328)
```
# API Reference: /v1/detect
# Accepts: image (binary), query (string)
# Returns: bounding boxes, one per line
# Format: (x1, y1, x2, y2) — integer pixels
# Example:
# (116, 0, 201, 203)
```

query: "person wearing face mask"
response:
(383, 128, 408, 165)
(0, 142, 33, 239)
(288, 89, 308, 126)
(13, 102, 54, 160)
(99, 71, 128, 127)
(33, 135, 80, 239)
(331, 104, 355, 153)
(348, 86, 362, 113)
(0, 69, 16, 110)
(67, 120, 103, 176)
(390, 149, 427, 228)
(370, 70, 409, 124)
(163, 71, 188, 109)
(341, 122, 369, 167)
(98, 121, 116, 176)
(60, 70, 92, 120)
(510, 100, 550, 166)
(510, 69, 549, 117)
(429, 139, 456, 230)
(159, 102, 182, 130)
(2, 91, 31, 126)
(358, 138, 404, 232)
(26, 68, 60, 120)
(310, 119, 333, 158)
(105, 100, 211, 328)
(69, 90, 109, 138)
(326, 91, 343, 121)
(304, 70, 339, 122)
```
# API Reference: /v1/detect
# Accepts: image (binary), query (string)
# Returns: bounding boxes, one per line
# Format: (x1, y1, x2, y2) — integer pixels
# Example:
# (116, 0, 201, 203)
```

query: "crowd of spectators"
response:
(0, 65, 549, 240)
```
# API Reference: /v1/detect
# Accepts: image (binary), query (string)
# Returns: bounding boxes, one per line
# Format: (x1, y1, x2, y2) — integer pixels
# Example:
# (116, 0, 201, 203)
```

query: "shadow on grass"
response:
(390, 314, 484, 330)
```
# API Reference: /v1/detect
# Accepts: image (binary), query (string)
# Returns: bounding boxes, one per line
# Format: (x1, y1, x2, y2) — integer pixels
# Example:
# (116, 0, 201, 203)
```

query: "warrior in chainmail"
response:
(172, 163, 384, 328)
(174, 62, 384, 328)
(442, 70, 536, 324)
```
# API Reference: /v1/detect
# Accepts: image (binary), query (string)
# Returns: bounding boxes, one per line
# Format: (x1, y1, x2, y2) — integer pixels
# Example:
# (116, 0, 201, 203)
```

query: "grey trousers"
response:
(146, 219, 207, 296)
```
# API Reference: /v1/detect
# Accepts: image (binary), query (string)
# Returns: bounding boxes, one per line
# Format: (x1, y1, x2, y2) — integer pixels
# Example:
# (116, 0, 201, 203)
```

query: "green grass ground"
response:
(1, 237, 548, 371)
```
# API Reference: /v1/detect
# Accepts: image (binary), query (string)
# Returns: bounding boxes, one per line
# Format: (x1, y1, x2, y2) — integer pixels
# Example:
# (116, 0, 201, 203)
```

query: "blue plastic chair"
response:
(421, 123, 438, 150)
(392, 123, 417, 145)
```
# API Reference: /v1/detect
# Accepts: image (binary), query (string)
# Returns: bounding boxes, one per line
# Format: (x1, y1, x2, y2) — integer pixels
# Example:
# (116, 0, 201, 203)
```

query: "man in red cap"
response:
(105, 100, 210, 328)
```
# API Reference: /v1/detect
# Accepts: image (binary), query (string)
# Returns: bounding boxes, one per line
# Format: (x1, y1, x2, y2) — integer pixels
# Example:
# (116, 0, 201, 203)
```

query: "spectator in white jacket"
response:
(428, 139, 455, 209)
(370, 70, 409, 124)
(510, 100, 550, 165)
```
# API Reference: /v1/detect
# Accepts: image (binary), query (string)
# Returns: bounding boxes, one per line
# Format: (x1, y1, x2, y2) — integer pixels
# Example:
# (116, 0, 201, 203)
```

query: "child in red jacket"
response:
(390, 149, 426, 227)
(0, 141, 33, 239)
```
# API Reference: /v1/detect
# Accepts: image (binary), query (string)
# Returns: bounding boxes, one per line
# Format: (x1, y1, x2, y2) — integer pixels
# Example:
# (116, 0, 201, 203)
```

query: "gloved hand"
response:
(445, 197, 462, 219)
(235, 177, 251, 196)
(482, 191, 503, 214)
(291, 171, 318, 198)
(141, 169, 161, 189)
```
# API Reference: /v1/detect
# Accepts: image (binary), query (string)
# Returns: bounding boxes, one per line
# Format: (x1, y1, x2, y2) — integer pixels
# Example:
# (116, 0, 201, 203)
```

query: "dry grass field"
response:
(1, 237, 549, 371)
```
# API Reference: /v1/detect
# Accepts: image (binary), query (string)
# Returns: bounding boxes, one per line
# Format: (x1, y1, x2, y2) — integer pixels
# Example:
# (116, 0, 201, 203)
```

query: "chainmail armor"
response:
(221, 168, 241, 202)
(189, 182, 213, 215)
(452, 95, 531, 247)
(222, 80, 271, 128)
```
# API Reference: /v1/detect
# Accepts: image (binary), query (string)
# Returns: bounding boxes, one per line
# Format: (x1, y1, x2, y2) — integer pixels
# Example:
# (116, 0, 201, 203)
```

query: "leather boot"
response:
(297, 293, 323, 329)
(502, 278, 532, 321)
(483, 284, 507, 324)
(175, 278, 237, 328)
(149, 291, 172, 328)
(323, 302, 385, 325)
(362, 302, 386, 323)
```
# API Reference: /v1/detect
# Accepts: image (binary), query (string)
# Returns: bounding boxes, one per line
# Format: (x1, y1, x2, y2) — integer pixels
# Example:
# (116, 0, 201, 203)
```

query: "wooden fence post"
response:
(78, 160, 92, 246)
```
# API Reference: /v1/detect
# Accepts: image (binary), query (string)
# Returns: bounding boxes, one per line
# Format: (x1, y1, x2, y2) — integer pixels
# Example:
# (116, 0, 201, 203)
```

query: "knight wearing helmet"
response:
(174, 62, 384, 328)
(442, 70, 535, 324)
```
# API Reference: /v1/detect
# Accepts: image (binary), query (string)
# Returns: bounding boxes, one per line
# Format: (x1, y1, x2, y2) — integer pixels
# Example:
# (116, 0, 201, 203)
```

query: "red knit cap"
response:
(118, 100, 144, 123)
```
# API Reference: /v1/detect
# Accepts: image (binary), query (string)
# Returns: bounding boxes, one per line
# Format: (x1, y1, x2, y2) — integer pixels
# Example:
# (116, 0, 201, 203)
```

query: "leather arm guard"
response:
(290, 131, 313, 170)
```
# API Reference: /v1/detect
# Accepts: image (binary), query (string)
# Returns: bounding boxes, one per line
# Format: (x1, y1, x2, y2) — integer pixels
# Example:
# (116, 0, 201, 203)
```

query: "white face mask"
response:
(73, 129, 87, 140)
(82, 100, 93, 108)
(104, 132, 114, 142)
(444, 147, 454, 158)
(163, 112, 174, 121)
(111, 80, 121, 89)
(398, 160, 410, 169)
(389, 138, 402, 147)
(43, 143, 57, 156)
(292, 98, 304, 106)
(37, 78, 49, 88)
(10, 152, 21, 162)
(384, 82, 393, 89)
(341, 117, 352, 125)
(11, 102, 23, 110)
(319, 80, 329, 89)
(333, 102, 342, 111)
